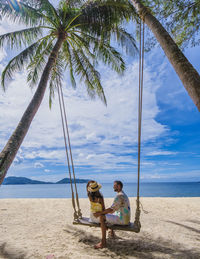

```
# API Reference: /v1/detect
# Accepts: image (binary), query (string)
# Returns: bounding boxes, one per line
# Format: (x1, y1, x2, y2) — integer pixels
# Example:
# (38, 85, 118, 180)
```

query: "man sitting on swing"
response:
(94, 180, 131, 241)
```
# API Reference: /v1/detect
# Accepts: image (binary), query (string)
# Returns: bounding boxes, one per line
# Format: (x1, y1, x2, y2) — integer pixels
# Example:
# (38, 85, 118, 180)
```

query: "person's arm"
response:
(93, 207, 114, 217)
(100, 208, 114, 215)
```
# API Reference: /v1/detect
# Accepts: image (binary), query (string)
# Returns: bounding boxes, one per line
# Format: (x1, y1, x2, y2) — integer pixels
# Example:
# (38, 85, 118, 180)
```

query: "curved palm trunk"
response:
(131, 0, 200, 111)
(0, 37, 64, 185)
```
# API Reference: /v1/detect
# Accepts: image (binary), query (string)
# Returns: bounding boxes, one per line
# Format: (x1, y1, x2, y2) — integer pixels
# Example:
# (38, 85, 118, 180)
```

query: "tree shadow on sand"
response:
(165, 220, 200, 243)
(165, 220, 200, 235)
(187, 219, 200, 225)
(65, 225, 200, 259)
(0, 242, 27, 259)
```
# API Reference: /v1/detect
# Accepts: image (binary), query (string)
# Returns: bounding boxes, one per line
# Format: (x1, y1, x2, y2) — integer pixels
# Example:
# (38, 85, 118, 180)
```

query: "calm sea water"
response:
(0, 182, 200, 198)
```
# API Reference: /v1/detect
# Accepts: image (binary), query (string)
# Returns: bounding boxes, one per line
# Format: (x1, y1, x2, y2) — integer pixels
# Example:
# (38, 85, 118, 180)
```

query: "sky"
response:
(0, 2, 200, 183)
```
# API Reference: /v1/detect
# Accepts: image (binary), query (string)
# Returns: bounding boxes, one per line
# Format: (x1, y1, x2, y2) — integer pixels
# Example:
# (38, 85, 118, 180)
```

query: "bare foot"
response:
(94, 242, 106, 249)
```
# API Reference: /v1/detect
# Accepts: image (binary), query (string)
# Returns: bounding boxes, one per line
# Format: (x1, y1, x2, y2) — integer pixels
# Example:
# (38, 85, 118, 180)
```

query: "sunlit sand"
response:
(0, 198, 200, 258)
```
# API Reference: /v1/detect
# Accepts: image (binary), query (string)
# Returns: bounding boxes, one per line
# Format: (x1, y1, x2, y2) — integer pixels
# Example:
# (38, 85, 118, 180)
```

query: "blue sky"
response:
(0, 2, 200, 183)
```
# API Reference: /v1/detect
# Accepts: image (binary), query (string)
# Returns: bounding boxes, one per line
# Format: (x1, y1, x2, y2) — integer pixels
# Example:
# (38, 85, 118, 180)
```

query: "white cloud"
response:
(141, 169, 200, 181)
(146, 151, 178, 156)
(13, 154, 24, 165)
(0, 59, 169, 174)
(1, 8, 199, 183)
(44, 169, 51, 173)
(0, 16, 173, 178)
(141, 174, 162, 179)
(34, 162, 44, 168)
(0, 17, 27, 35)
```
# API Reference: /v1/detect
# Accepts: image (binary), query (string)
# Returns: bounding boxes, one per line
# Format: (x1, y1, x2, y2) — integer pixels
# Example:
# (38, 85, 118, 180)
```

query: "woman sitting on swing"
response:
(87, 181, 107, 249)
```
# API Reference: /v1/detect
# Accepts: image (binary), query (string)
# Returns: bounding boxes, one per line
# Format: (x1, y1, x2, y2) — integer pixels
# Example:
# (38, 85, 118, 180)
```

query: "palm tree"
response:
(0, 0, 137, 185)
(131, 0, 200, 111)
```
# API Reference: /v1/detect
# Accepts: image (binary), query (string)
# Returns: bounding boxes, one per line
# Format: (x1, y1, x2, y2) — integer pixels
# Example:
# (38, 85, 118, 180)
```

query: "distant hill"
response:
(3, 177, 53, 185)
(2, 176, 89, 185)
(56, 178, 89, 184)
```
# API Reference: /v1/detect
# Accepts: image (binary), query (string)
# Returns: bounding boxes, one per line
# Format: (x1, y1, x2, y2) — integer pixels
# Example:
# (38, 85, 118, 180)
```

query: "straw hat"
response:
(87, 181, 102, 192)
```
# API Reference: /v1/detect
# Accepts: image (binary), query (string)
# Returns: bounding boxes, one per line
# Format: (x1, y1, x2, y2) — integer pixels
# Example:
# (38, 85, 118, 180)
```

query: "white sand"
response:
(0, 197, 200, 259)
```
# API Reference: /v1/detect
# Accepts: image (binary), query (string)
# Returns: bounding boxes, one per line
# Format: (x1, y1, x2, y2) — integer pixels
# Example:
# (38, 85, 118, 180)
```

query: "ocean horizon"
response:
(0, 182, 200, 199)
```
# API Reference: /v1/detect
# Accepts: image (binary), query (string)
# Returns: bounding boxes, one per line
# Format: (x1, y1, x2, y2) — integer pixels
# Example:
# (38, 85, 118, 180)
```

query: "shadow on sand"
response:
(187, 219, 200, 225)
(0, 243, 27, 259)
(65, 224, 200, 259)
(1, 222, 199, 259)
(165, 220, 200, 235)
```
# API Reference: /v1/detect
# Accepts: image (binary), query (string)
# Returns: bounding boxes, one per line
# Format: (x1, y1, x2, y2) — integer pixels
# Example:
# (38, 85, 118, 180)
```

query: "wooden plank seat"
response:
(73, 217, 140, 233)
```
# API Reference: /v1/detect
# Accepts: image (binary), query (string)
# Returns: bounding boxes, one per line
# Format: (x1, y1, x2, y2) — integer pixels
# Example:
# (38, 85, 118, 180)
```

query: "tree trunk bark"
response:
(0, 37, 64, 185)
(131, 0, 200, 111)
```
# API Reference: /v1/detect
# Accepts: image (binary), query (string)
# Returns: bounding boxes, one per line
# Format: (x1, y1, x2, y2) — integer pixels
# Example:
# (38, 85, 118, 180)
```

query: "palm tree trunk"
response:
(131, 0, 200, 111)
(0, 37, 64, 185)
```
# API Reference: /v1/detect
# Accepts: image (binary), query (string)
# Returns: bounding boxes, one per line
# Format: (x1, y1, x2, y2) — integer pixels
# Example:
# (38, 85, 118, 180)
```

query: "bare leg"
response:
(94, 215, 106, 249)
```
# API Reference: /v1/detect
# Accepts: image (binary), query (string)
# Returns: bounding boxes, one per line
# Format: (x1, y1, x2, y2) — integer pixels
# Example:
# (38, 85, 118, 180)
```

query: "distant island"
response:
(2, 176, 89, 185)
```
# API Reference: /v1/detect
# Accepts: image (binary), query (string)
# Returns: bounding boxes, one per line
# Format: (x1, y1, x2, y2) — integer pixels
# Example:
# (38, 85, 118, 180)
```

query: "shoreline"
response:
(1, 198, 200, 258)
(1, 196, 200, 199)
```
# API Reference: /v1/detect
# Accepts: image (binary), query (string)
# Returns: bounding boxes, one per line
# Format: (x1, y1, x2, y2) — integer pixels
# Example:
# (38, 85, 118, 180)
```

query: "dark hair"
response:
(87, 180, 103, 202)
(88, 190, 103, 202)
(114, 180, 123, 189)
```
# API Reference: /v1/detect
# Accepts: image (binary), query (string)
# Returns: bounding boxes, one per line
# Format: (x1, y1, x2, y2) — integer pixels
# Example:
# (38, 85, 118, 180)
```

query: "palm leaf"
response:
(27, 37, 55, 87)
(112, 26, 138, 55)
(48, 52, 65, 108)
(69, 32, 95, 60)
(0, 27, 42, 49)
(1, 41, 40, 90)
(37, 0, 61, 27)
(78, 0, 137, 36)
(95, 42, 126, 74)
(0, 0, 43, 26)
(69, 41, 107, 104)
(72, 30, 126, 74)
(62, 41, 76, 88)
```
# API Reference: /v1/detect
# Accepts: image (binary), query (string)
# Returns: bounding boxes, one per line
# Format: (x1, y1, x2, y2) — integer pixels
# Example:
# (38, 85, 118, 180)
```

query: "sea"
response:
(0, 182, 200, 198)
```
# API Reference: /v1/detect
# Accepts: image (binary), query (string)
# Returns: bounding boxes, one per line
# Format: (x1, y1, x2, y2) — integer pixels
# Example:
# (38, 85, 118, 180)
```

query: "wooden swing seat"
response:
(73, 217, 140, 233)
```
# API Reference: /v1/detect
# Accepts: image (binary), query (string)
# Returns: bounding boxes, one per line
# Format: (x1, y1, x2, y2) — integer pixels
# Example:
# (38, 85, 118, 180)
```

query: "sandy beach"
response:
(0, 197, 200, 259)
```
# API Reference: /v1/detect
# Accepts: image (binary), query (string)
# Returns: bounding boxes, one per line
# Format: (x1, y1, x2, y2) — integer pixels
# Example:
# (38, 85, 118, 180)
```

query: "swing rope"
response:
(133, 19, 145, 230)
(57, 83, 82, 220)
(59, 85, 82, 219)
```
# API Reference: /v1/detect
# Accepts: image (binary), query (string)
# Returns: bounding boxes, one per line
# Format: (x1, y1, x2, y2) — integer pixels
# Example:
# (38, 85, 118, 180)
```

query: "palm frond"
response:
(69, 32, 95, 60)
(112, 26, 138, 56)
(72, 30, 125, 74)
(95, 42, 126, 74)
(79, 0, 137, 36)
(48, 52, 65, 108)
(27, 37, 55, 88)
(62, 41, 76, 88)
(37, 0, 61, 27)
(0, 27, 42, 49)
(0, 0, 43, 26)
(59, 0, 83, 9)
(58, 3, 81, 28)
(65, 12, 82, 31)
(1, 41, 40, 90)
(69, 42, 107, 105)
